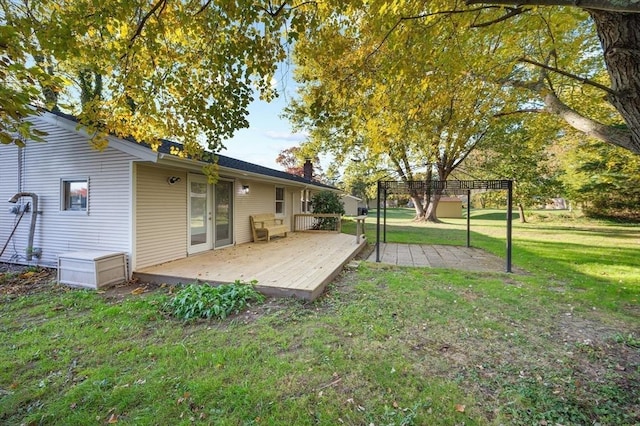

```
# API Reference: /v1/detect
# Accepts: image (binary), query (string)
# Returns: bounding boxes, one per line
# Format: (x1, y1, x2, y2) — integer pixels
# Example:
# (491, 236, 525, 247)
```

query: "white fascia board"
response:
(39, 112, 159, 162)
(157, 153, 208, 171)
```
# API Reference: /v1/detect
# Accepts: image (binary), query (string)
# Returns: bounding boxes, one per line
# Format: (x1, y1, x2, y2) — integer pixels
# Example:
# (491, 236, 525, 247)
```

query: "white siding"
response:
(134, 164, 188, 269)
(0, 116, 134, 266)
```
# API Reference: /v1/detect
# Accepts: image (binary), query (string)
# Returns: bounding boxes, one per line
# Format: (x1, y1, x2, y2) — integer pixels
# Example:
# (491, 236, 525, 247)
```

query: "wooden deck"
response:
(133, 232, 367, 301)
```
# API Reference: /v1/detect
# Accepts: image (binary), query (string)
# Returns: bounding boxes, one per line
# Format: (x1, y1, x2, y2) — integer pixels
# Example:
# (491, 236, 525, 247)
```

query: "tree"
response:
(5, 0, 640, 162)
(287, 2, 574, 221)
(0, 24, 62, 145)
(461, 115, 565, 222)
(559, 137, 640, 221)
(1, 0, 293, 156)
(275, 146, 325, 182)
(464, 0, 640, 154)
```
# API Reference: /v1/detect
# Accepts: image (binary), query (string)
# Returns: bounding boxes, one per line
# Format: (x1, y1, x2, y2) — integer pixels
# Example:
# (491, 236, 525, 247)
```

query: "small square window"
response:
(62, 179, 88, 211)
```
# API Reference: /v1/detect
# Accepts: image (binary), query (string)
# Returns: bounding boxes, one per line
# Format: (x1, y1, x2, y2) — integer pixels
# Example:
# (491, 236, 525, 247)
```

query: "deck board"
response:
(134, 232, 366, 300)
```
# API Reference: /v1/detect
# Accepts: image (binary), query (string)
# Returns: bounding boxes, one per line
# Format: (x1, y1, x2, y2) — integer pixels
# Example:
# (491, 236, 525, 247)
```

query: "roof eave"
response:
(157, 153, 339, 191)
(39, 112, 160, 162)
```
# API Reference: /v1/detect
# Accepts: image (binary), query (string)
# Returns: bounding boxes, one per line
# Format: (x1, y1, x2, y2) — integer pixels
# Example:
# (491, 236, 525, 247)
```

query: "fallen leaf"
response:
(107, 413, 118, 423)
(392, 401, 399, 408)
(131, 286, 146, 295)
(455, 404, 465, 413)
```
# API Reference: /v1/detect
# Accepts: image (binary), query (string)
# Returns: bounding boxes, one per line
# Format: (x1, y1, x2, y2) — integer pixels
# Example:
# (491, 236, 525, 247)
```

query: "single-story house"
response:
(0, 110, 340, 277)
(436, 196, 463, 218)
(340, 194, 367, 216)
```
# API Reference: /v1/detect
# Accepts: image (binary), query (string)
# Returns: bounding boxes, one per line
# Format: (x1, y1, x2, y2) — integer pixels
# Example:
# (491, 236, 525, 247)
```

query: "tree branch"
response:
(128, 0, 167, 49)
(519, 56, 616, 95)
(493, 108, 544, 117)
(542, 90, 634, 151)
(465, 0, 640, 13)
(195, 0, 213, 16)
(366, 6, 500, 63)
(471, 6, 530, 28)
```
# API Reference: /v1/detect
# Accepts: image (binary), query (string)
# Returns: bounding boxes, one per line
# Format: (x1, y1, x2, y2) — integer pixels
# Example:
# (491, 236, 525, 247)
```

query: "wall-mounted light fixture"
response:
(167, 176, 182, 185)
(241, 185, 250, 194)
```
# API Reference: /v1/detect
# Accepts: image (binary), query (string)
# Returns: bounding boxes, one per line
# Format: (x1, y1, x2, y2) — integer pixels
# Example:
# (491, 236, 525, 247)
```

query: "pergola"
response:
(375, 179, 514, 272)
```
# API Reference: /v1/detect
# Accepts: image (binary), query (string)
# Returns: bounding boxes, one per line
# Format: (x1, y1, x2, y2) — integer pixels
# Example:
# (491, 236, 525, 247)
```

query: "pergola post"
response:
(376, 180, 381, 262)
(466, 189, 471, 248)
(506, 180, 513, 273)
(383, 190, 388, 243)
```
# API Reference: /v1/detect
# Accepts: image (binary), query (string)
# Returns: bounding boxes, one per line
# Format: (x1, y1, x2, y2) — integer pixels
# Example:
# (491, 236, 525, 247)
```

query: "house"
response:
(340, 194, 367, 216)
(436, 196, 463, 218)
(0, 111, 342, 279)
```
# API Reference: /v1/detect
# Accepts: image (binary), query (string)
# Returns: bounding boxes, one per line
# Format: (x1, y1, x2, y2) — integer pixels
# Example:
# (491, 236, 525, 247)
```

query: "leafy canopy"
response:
(1, 0, 294, 155)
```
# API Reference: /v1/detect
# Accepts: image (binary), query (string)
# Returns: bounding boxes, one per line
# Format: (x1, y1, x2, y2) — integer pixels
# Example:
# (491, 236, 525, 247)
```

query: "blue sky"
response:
(219, 94, 306, 170)
(218, 67, 313, 171)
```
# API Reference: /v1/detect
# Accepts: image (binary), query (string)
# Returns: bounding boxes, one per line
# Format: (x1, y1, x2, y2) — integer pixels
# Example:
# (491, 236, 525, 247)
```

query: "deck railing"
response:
(294, 214, 342, 233)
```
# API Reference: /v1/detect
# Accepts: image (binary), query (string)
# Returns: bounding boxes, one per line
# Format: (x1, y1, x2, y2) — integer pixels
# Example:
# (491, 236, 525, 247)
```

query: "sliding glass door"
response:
(214, 180, 233, 247)
(188, 175, 211, 254)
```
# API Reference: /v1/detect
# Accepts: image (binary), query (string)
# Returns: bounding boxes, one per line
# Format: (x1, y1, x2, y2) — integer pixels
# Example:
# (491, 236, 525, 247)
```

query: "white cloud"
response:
(264, 130, 308, 142)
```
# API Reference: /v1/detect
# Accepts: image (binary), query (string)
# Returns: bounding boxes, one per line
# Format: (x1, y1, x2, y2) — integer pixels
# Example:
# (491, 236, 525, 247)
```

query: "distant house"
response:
(436, 196, 463, 218)
(0, 111, 338, 274)
(379, 196, 463, 218)
(341, 194, 367, 216)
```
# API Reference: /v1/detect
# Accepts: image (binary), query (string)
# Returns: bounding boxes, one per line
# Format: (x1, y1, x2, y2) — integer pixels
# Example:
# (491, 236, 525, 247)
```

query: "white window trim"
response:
(60, 177, 90, 214)
(301, 189, 312, 213)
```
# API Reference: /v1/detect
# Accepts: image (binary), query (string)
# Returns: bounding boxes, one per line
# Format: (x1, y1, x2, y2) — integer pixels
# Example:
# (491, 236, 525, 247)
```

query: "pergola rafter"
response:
(375, 179, 514, 272)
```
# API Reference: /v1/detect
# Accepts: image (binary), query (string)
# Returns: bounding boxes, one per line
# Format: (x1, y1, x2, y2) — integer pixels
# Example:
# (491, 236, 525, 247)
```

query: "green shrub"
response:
(311, 190, 345, 230)
(166, 280, 265, 320)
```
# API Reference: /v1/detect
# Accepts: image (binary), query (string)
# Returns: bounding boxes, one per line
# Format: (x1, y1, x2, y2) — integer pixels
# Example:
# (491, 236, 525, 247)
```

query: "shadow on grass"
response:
(469, 210, 520, 221)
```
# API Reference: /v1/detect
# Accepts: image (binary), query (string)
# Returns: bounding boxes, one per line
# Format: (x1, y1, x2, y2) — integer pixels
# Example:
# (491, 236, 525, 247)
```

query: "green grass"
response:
(2, 209, 639, 425)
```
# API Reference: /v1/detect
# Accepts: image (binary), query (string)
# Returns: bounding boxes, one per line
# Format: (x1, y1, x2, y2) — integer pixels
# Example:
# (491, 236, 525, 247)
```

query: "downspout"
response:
(7, 192, 39, 261)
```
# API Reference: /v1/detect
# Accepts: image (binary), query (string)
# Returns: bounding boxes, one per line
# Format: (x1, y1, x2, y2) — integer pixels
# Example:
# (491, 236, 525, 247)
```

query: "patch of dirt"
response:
(0, 264, 60, 298)
(99, 280, 166, 301)
(0, 263, 166, 301)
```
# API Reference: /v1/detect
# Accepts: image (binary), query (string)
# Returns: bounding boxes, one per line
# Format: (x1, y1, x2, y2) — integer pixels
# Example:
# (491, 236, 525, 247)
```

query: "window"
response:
(62, 179, 88, 212)
(275, 187, 285, 215)
(301, 189, 312, 213)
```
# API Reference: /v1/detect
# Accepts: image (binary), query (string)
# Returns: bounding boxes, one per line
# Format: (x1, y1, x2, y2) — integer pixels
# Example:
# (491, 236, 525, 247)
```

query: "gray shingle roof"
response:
(47, 109, 337, 190)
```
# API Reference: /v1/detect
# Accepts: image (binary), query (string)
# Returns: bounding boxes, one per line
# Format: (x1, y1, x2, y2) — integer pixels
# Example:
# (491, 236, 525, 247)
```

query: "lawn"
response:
(1, 209, 638, 425)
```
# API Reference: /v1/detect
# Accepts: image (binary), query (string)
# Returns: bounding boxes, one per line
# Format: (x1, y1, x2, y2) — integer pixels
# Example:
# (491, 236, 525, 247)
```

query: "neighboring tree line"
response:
(284, 1, 640, 222)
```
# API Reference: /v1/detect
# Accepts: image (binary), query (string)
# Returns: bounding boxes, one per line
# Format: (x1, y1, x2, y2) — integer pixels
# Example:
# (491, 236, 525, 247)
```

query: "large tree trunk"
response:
(589, 11, 640, 154)
(422, 191, 443, 222)
(518, 203, 527, 223)
(411, 192, 426, 219)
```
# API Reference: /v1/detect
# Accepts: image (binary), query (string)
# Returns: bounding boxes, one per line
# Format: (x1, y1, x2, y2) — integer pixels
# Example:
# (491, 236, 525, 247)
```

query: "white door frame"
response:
(187, 174, 212, 254)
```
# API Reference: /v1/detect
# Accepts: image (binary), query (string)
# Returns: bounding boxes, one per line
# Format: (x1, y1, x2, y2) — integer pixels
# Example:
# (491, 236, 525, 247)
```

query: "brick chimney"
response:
(303, 159, 313, 180)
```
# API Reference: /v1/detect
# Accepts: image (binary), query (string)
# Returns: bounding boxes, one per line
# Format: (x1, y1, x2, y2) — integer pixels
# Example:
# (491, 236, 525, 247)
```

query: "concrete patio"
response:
(367, 243, 512, 272)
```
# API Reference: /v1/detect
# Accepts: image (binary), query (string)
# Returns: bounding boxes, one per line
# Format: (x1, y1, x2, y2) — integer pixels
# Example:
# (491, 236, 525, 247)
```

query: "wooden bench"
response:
(250, 213, 288, 242)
